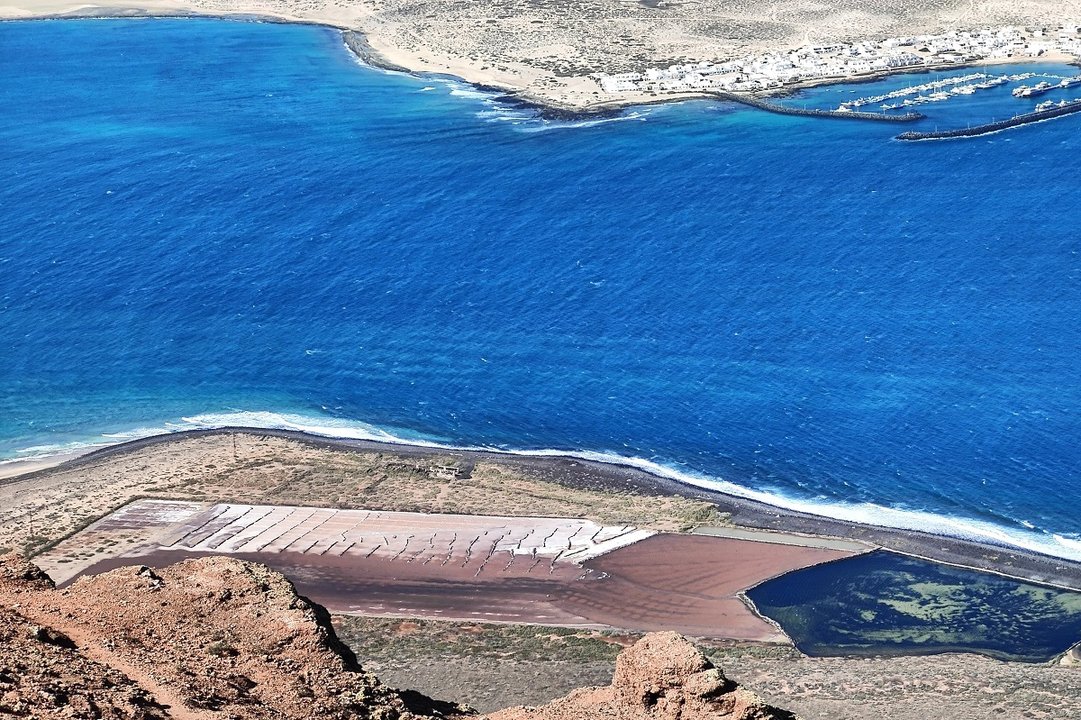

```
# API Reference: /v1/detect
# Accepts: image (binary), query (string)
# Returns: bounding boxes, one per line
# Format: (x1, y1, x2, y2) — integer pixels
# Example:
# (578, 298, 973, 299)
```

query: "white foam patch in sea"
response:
(7, 409, 1081, 563)
(432, 78, 539, 125)
(447, 85, 497, 101)
(426, 76, 653, 131)
(515, 111, 651, 133)
(1053, 534, 1081, 553)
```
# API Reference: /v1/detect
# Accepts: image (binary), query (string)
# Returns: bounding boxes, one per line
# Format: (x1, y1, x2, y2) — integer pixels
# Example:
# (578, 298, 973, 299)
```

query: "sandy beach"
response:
(0, 429, 721, 558)
(1, 0, 1078, 111)
(0, 449, 94, 481)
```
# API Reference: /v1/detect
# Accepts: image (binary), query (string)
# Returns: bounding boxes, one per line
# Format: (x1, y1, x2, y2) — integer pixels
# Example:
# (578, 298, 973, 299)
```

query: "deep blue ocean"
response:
(2, 18, 1080, 559)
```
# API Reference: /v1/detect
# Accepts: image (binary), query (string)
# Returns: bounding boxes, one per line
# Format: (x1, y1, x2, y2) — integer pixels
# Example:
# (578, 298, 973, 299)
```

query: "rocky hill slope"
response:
(490, 631, 798, 720)
(0, 554, 797, 719)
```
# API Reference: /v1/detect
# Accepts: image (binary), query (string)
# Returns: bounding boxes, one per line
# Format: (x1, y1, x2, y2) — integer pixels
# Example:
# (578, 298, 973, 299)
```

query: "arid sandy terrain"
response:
(0, 431, 718, 559)
(340, 616, 1081, 719)
(2, 0, 1079, 108)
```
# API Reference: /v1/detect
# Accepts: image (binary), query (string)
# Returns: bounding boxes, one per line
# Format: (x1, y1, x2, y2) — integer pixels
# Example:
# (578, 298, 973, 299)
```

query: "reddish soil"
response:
(555, 534, 852, 640)
(74, 548, 595, 626)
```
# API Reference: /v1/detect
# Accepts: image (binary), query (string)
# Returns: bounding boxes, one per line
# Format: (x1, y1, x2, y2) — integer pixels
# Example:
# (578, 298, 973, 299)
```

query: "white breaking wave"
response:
(448, 86, 496, 100)
(1053, 534, 1081, 553)
(516, 111, 650, 133)
(0, 440, 113, 465)
(6, 409, 1081, 563)
(10, 440, 109, 457)
(427, 76, 502, 103)
(475, 108, 537, 124)
(178, 410, 447, 446)
(429, 76, 651, 132)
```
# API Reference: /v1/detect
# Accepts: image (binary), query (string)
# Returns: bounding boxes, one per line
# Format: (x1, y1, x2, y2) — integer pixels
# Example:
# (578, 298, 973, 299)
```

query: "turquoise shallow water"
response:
(2, 18, 1081, 558)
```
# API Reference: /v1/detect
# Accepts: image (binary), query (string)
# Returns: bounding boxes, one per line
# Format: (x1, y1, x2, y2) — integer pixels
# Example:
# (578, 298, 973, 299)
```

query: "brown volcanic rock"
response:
(486, 632, 798, 720)
(0, 555, 798, 720)
(0, 607, 169, 718)
(0, 552, 55, 590)
(0, 554, 462, 719)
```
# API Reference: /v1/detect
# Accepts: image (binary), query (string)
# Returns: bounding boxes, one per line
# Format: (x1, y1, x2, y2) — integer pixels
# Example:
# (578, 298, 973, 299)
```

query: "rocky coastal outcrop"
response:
(489, 631, 798, 720)
(0, 554, 797, 719)
(0, 554, 457, 719)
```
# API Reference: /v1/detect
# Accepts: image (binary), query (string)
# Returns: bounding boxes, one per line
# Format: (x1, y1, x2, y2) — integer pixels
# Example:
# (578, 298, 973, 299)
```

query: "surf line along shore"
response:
(340, 30, 925, 122)
(6, 426, 1081, 592)
(2, 7, 1076, 120)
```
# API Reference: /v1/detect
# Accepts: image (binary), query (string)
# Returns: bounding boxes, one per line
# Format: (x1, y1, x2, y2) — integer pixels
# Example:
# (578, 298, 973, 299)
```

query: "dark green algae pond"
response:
(745, 551, 1081, 662)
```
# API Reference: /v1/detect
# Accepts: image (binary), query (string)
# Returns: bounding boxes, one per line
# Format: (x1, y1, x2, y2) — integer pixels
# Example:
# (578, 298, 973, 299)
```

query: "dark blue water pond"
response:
(746, 551, 1081, 662)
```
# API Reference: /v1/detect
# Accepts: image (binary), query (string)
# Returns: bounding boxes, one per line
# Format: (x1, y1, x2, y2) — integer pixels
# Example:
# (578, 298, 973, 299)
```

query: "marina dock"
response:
(713, 91, 924, 122)
(896, 98, 1081, 140)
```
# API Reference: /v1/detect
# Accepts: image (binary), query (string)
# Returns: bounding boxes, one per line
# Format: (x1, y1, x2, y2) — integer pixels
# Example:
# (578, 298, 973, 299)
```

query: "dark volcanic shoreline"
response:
(17, 426, 1081, 593)
(341, 29, 637, 121)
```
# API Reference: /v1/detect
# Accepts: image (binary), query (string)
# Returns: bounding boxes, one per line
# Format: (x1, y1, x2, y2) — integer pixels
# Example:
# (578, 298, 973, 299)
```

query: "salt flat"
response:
(164, 503, 652, 562)
(39, 499, 653, 584)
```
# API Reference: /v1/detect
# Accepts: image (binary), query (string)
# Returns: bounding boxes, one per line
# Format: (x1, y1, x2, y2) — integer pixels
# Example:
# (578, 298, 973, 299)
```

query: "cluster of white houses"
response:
(596, 25, 1081, 95)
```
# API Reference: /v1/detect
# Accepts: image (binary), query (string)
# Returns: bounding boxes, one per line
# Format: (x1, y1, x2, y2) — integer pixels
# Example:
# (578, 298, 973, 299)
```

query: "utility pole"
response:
(15, 488, 34, 552)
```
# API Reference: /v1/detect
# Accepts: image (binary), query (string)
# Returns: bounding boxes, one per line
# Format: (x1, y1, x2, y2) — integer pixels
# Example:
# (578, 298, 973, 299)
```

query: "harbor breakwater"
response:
(897, 98, 1081, 140)
(712, 91, 924, 122)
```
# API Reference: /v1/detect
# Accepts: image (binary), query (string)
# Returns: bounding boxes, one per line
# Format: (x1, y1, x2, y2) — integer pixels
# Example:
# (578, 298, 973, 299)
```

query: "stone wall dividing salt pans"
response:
(134, 500, 657, 567)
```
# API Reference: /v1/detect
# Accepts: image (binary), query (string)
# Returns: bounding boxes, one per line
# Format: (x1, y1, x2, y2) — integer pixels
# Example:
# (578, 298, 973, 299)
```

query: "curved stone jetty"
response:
(713, 91, 924, 122)
(896, 99, 1081, 140)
